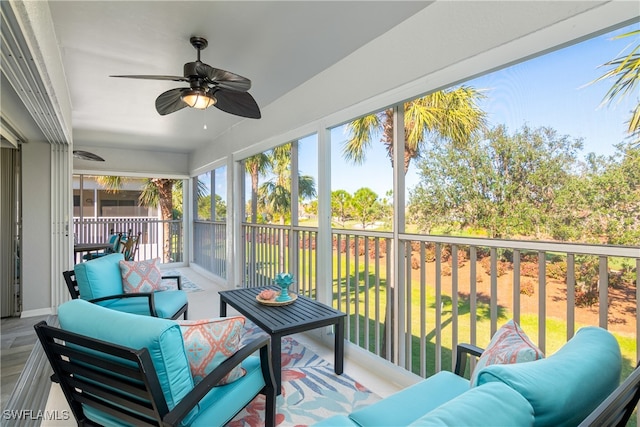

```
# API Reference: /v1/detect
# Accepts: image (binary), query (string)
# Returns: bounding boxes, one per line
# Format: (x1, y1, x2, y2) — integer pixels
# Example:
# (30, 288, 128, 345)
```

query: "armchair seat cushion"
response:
(190, 356, 266, 427)
(99, 289, 188, 318)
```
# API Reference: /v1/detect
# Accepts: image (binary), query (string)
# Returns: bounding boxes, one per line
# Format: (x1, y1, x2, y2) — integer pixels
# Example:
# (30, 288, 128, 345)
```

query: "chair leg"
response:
(264, 386, 277, 427)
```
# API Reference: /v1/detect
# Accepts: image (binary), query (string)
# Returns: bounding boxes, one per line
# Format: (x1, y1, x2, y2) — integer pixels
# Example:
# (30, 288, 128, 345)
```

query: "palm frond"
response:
(343, 114, 381, 164)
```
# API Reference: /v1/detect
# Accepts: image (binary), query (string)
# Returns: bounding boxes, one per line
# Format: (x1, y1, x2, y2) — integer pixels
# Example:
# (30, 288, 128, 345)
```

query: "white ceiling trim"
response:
(1, 1, 72, 145)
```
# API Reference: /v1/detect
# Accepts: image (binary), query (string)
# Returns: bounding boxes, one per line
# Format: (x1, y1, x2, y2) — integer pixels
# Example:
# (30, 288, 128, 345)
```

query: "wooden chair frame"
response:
(578, 361, 640, 427)
(35, 321, 277, 427)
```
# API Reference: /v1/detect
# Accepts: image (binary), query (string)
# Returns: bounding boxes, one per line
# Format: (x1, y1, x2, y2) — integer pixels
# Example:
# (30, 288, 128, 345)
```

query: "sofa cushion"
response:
(57, 299, 195, 422)
(74, 253, 125, 300)
(476, 326, 621, 427)
(120, 258, 164, 293)
(177, 317, 246, 386)
(471, 319, 544, 386)
(349, 371, 470, 426)
(409, 382, 534, 426)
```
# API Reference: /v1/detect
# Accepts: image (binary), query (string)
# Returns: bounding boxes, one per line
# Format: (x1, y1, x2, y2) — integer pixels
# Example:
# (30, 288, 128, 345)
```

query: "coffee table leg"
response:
(272, 335, 282, 395)
(219, 299, 227, 317)
(335, 317, 344, 375)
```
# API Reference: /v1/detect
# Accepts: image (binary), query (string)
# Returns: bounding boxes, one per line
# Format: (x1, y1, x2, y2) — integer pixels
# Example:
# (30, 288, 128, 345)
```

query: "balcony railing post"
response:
(599, 256, 608, 329)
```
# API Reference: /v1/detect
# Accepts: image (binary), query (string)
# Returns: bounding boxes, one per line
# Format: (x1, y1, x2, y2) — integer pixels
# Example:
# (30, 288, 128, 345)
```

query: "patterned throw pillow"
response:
(119, 258, 163, 293)
(470, 319, 544, 386)
(177, 317, 246, 386)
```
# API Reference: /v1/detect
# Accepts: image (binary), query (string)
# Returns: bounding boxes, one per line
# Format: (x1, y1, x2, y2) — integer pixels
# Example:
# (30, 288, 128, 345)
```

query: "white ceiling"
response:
(46, 1, 430, 154)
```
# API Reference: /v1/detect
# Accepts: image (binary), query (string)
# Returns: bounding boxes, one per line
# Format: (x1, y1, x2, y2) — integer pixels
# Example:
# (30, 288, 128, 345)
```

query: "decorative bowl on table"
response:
(256, 288, 297, 306)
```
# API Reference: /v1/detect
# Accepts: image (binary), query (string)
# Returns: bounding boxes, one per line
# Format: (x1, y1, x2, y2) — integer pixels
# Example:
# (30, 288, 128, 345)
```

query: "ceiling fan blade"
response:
(196, 63, 251, 92)
(73, 150, 105, 161)
(111, 75, 189, 82)
(156, 88, 189, 115)
(213, 88, 261, 119)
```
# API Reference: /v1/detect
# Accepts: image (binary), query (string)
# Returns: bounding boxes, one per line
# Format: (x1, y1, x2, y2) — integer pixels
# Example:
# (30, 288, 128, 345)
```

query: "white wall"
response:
(21, 139, 53, 315)
(73, 145, 189, 178)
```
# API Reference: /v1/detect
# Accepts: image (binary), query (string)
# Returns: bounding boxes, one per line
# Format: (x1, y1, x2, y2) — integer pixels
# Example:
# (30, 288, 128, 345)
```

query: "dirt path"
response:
(417, 260, 637, 336)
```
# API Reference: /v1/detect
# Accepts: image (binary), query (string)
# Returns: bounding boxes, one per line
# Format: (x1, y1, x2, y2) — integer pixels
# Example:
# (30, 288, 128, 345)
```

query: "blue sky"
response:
(325, 22, 639, 198)
(230, 22, 639, 202)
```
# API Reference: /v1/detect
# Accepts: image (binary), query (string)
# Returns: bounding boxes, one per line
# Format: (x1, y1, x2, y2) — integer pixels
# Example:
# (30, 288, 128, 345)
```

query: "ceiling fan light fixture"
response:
(181, 89, 216, 109)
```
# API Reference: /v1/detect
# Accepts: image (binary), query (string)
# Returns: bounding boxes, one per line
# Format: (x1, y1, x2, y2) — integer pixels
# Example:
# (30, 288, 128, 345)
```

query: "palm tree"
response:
(342, 86, 487, 361)
(593, 29, 640, 145)
(96, 177, 207, 262)
(97, 177, 179, 262)
(244, 153, 271, 223)
(343, 86, 487, 174)
(258, 143, 317, 271)
(258, 143, 317, 224)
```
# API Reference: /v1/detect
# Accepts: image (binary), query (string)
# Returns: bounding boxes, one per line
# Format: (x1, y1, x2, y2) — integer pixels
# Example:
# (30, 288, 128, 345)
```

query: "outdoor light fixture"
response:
(181, 89, 216, 109)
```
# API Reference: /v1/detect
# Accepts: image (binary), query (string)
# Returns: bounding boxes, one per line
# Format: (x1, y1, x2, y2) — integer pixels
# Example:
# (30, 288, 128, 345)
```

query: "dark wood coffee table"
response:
(219, 287, 346, 394)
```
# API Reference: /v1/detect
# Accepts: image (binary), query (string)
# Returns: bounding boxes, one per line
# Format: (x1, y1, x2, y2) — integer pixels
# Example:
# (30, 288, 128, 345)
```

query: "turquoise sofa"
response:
(73, 253, 188, 319)
(316, 327, 621, 427)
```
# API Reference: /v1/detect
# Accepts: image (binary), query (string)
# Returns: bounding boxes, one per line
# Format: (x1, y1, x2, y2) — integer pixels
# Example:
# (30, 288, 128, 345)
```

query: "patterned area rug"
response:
(229, 324, 380, 426)
(162, 270, 203, 292)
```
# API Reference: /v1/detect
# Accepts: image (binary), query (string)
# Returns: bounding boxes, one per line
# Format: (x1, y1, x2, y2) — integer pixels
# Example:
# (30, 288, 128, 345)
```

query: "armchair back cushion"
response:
(58, 299, 196, 423)
(476, 326, 621, 427)
(74, 253, 125, 300)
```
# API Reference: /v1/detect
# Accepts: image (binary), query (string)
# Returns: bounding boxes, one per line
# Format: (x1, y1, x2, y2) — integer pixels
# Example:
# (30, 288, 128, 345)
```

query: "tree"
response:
(197, 194, 227, 221)
(97, 177, 180, 262)
(342, 87, 486, 362)
(97, 177, 207, 262)
(349, 188, 381, 230)
(593, 29, 640, 145)
(409, 125, 584, 239)
(342, 86, 487, 174)
(579, 143, 640, 245)
(258, 143, 317, 224)
(244, 153, 270, 223)
(331, 190, 352, 227)
(257, 143, 317, 272)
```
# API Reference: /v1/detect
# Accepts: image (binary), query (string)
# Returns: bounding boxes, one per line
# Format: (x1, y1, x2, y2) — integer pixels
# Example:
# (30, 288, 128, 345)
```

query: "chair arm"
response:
(89, 292, 158, 317)
(454, 343, 484, 377)
(163, 335, 273, 427)
(161, 275, 182, 290)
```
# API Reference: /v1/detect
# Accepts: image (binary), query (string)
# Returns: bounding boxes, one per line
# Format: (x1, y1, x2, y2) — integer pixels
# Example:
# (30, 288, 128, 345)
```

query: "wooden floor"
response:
(1, 315, 51, 411)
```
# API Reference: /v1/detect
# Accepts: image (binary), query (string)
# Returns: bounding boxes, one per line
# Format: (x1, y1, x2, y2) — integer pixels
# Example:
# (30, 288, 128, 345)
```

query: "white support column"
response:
(392, 104, 406, 366)
(230, 157, 242, 287)
(50, 144, 72, 311)
(290, 141, 299, 280)
(189, 176, 198, 264)
(317, 127, 332, 307)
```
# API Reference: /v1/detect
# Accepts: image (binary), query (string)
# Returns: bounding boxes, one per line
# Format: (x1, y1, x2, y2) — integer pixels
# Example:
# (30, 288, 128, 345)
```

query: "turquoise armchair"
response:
(64, 253, 188, 319)
(37, 299, 276, 426)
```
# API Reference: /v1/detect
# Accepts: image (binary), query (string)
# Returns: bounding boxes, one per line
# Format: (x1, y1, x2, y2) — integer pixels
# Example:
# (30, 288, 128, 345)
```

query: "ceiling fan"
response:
(110, 37, 260, 119)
